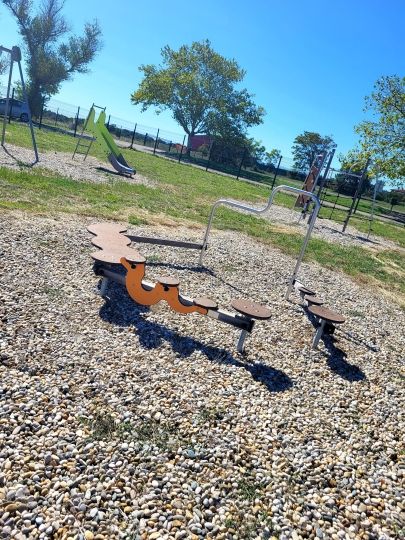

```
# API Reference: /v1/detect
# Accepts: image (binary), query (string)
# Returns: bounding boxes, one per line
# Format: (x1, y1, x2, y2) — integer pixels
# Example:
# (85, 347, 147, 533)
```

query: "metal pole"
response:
(130, 123, 137, 149)
(54, 108, 59, 127)
(342, 158, 370, 232)
(153, 128, 160, 154)
(316, 148, 335, 198)
(168, 141, 172, 153)
(271, 155, 282, 189)
(1, 55, 13, 146)
(73, 106, 80, 137)
(17, 58, 39, 162)
(143, 133, 148, 146)
(178, 134, 186, 163)
(106, 115, 111, 129)
(205, 140, 214, 171)
(39, 96, 45, 129)
(198, 184, 321, 294)
(367, 179, 379, 239)
(8, 87, 15, 124)
(236, 148, 247, 180)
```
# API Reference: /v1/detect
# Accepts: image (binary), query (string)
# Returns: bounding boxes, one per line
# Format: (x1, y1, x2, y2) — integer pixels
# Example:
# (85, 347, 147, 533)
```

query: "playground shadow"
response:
(305, 308, 365, 382)
(321, 224, 380, 245)
(1, 144, 38, 167)
(99, 282, 293, 394)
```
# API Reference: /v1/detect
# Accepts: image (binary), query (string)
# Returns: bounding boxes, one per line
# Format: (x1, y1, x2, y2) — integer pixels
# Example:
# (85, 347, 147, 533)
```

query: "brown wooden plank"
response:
(87, 223, 128, 236)
(304, 295, 324, 306)
(91, 248, 146, 265)
(127, 235, 204, 250)
(194, 296, 218, 310)
(308, 305, 345, 324)
(91, 234, 131, 249)
(231, 299, 271, 320)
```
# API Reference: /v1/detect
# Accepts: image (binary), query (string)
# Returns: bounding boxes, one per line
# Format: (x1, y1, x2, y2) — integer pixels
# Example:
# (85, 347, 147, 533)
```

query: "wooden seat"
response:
(194, 296, 218, 310)
(304, 295, 324, 306)
(87, 223, 128, 236)
(231, 299, 271, 320)
(91, 234, 131, 249)
(308, 305, 345, 324)
(157, 276, 180, 287)
(298, 286, 316, 296)
(91, 248, 146, 265)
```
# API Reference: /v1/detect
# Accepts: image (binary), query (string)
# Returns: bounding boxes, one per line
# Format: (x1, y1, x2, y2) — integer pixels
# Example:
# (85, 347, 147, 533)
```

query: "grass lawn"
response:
(1, 165, 404, 306)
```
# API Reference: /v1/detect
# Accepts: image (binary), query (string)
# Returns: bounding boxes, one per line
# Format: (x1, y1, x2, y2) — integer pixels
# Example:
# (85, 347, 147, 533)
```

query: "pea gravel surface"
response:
(0, 211, 404, 540)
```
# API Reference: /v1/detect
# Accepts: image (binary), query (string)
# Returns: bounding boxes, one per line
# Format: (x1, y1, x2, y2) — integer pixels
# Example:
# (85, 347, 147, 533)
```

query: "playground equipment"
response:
(87, 184, 321, 351)
(293, 282, 346, 349)
(0, 44, 38, 162)
(88, 222, 272, 353)
(73, 104, 135, 176)
(198, 184, 321, 300)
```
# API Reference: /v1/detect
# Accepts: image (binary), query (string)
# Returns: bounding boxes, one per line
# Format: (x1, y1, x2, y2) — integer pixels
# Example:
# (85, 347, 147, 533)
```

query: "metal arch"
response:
(198, 184, 321, 299)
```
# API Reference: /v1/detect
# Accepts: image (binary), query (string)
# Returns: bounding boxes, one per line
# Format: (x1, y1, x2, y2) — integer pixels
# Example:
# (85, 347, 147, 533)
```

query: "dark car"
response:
(0, 98, 30, 122)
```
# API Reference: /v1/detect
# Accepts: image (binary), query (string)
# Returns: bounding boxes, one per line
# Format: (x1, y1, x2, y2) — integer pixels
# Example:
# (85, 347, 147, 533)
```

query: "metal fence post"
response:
(236, 148, 248, 180)
(168, 141, 172, 153)
(271, 155, 282, 189)
(143, 133, 148, 146)
(153, 128, 160, 155)
(8, 87, 15, 124)
(106, 115, 111, 129)
(73, 106, 80, 137)
(178, 134, 186, 163)
(39, 97, 45, 129)
(130, 123, 137, 149)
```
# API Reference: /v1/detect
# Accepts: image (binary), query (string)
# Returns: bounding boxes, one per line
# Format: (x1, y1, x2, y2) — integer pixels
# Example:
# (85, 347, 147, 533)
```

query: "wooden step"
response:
(231, 299, 271, 320)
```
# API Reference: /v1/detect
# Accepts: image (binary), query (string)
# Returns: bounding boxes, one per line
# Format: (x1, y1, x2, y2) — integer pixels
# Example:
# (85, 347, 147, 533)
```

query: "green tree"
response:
(355, 75, 405, 185)
(292, 131, 336, 171)
(2, 0, 102, 116)
(131, 40, 265, 143)
(265, 148, 282, 168)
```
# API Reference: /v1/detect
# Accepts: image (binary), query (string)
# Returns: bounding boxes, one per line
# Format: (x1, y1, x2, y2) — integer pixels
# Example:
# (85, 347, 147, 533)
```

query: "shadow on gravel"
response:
(99, 282, 293, 393)
(1, 145, 37, 167)
(323, 336, 366, 382)
(305, 308, 366, 382)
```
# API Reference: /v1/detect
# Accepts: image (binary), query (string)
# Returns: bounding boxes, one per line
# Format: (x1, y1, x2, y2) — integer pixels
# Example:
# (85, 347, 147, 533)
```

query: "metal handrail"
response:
(198, 184, 321, 299)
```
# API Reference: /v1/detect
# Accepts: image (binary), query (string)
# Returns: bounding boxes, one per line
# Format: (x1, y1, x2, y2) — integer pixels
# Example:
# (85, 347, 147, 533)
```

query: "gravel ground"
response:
(1, 143, 400, 251)
(0, 211, 404, 540)
(0, 144, 154, 187)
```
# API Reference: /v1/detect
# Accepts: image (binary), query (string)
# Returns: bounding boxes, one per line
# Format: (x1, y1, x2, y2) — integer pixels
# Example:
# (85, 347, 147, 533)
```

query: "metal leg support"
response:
(237, 329, 248, 354)
(312, 319, 326, 349)
(98, 277, 109, 297)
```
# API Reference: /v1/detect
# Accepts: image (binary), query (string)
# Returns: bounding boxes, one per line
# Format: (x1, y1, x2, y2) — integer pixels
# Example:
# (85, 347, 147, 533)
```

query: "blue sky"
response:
(1, 0, 404, 164)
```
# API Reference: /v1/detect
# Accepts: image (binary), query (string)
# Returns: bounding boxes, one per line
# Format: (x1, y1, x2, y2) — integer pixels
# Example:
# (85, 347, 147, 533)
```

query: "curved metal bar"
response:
(198, 184, 321, 299)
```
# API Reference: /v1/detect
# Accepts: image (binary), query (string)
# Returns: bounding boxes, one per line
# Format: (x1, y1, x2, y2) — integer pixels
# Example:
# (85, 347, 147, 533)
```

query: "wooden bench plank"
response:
(87, 223, 128, 236)
(231, 299, 271, 320)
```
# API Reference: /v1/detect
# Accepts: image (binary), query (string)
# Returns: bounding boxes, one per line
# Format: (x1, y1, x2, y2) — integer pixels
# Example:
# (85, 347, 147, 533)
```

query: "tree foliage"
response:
(291, 131, 336, 171)
(265, 148, 282, 167)
(2, 0, 102, 115)
(131, 40, 265, 141)
(355, 75, 405, 185)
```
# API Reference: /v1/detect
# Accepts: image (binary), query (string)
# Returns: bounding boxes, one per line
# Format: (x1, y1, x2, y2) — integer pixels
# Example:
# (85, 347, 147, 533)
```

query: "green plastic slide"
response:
(84, 107, 135, 176)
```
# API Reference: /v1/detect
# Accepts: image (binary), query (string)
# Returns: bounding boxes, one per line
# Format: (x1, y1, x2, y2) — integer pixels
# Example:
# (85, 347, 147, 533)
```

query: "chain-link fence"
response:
(1, 83, 404, 225)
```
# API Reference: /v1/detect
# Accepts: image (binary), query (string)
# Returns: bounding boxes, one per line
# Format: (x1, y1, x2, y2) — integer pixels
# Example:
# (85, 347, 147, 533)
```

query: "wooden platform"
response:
(308, 305, 345, 324)
(231, 299, 271, 320)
